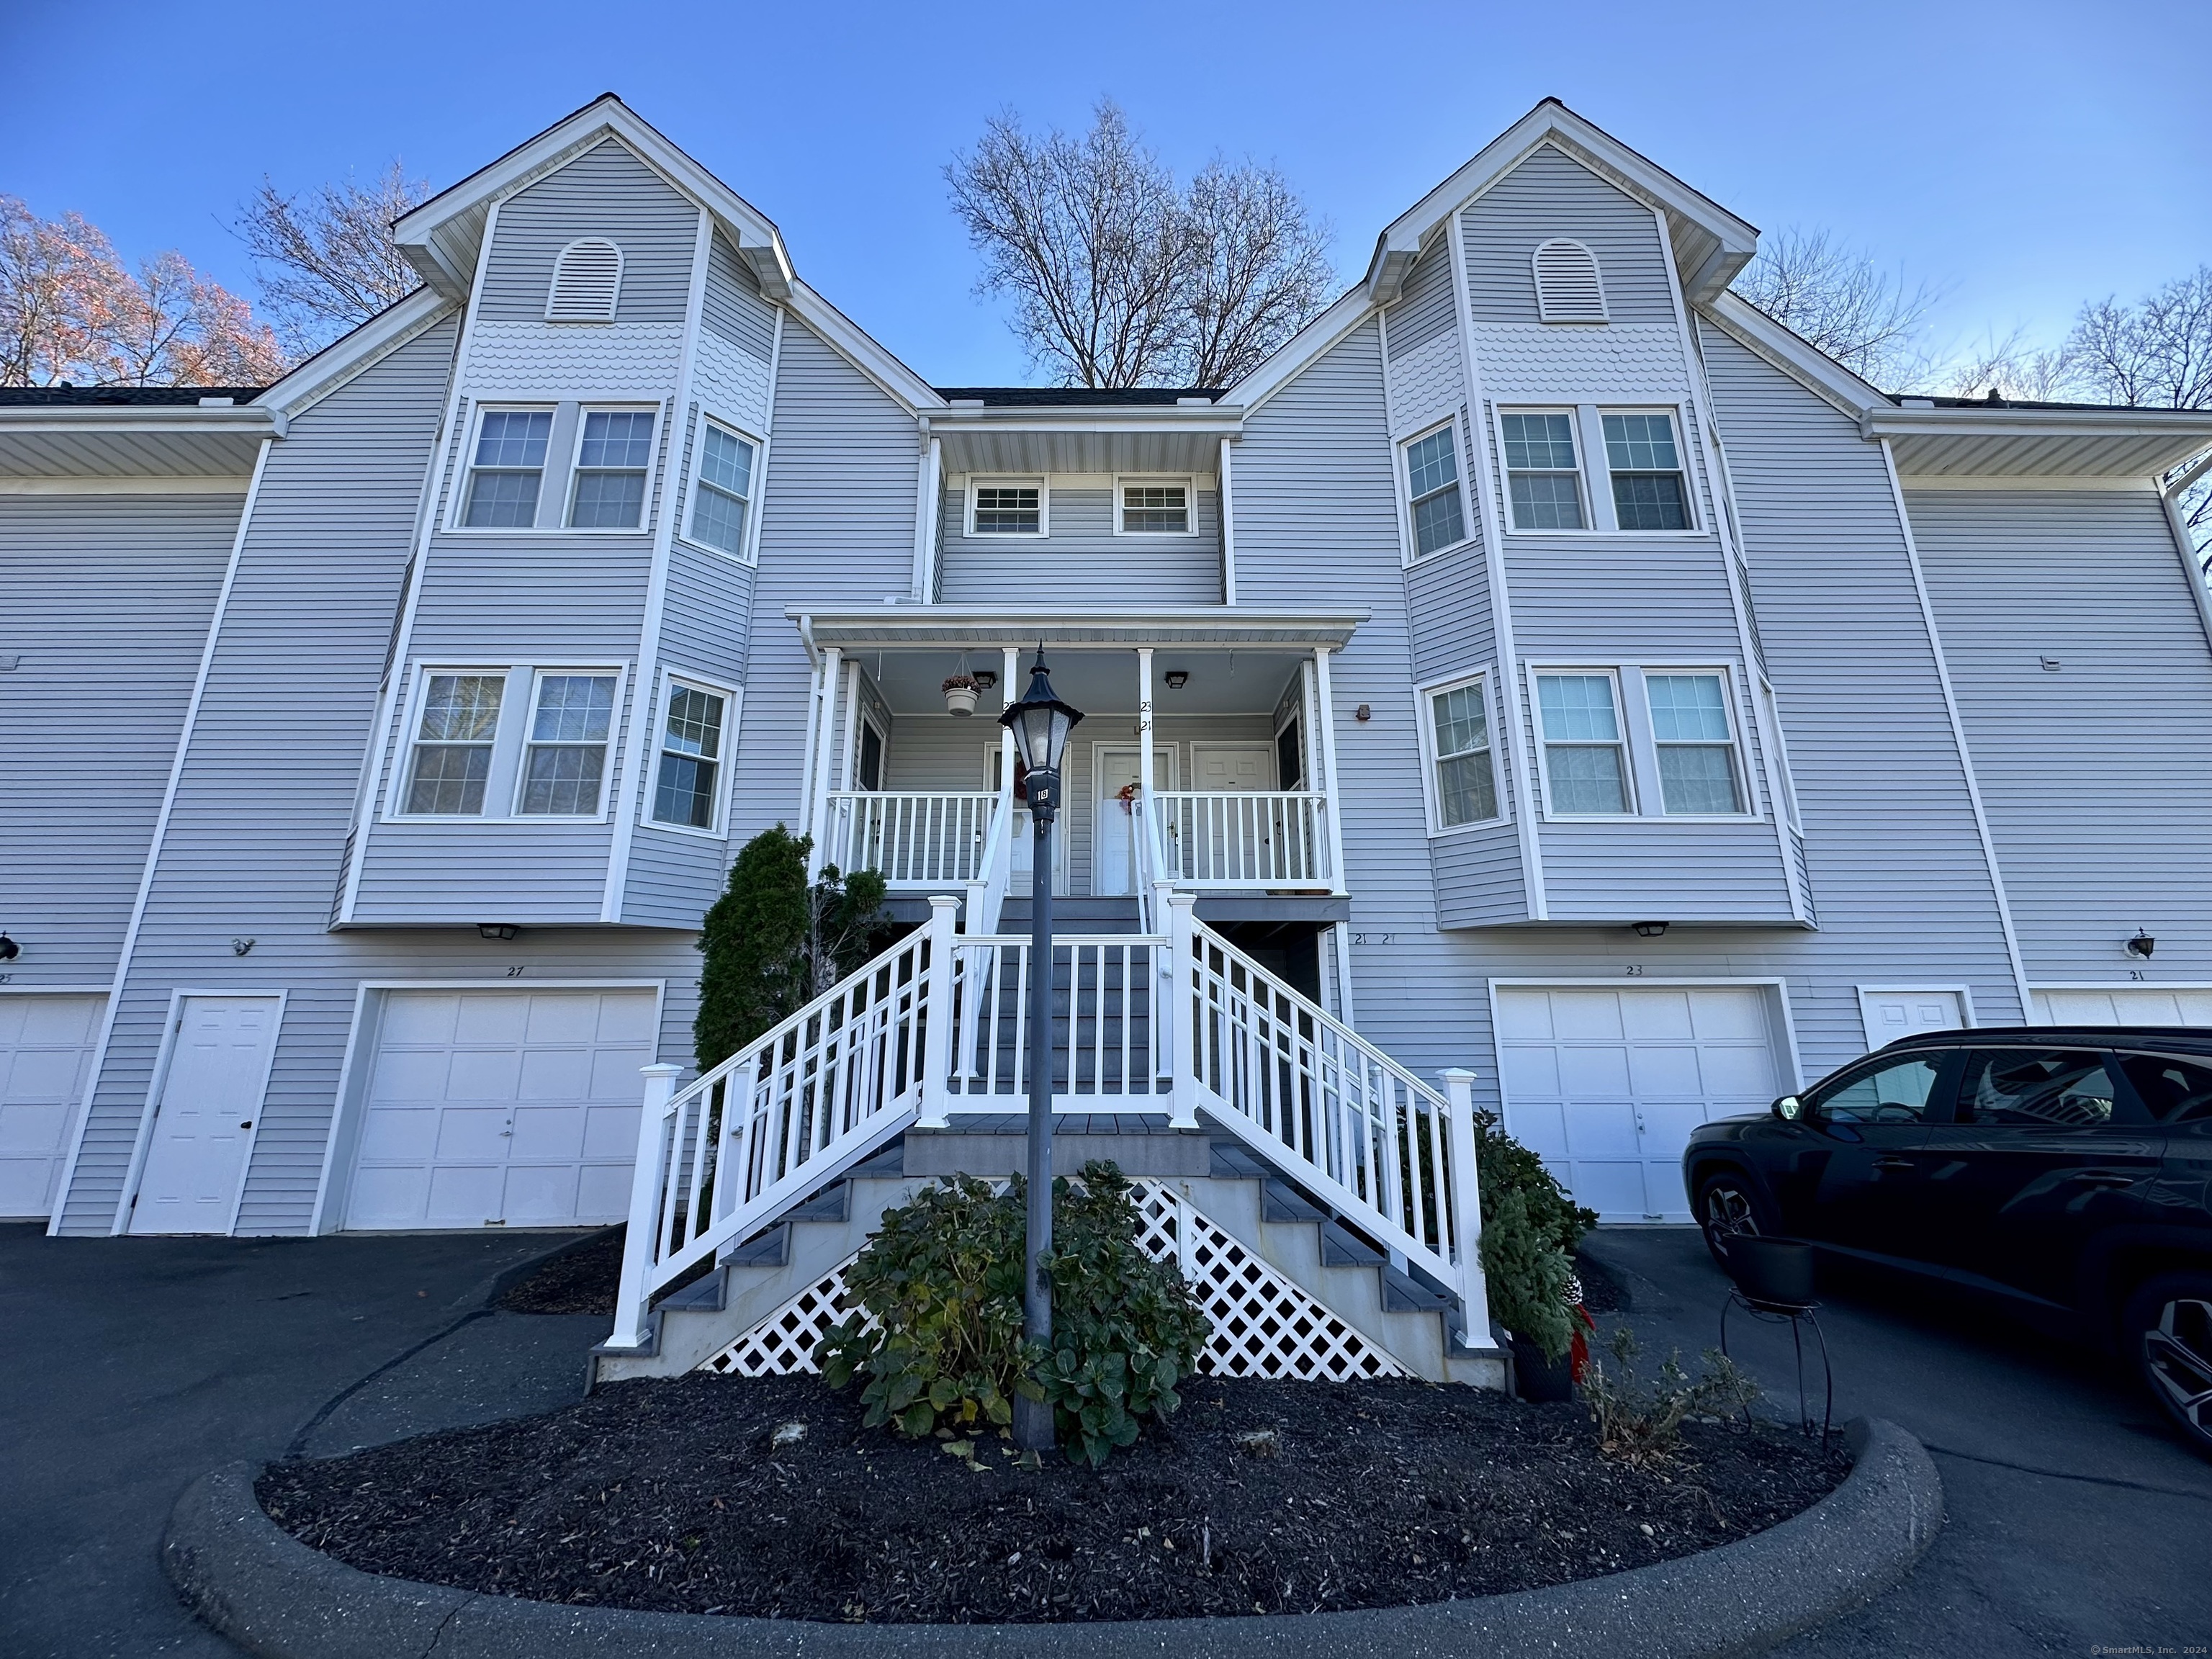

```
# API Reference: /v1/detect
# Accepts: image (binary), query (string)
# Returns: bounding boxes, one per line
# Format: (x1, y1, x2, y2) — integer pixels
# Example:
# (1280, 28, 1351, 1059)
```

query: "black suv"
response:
(1683, 1025, 2212, 1457)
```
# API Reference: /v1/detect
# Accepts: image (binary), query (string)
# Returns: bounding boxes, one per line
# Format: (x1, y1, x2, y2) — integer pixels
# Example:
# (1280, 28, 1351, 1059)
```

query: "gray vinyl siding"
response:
(56, 316, 461, 1234)
(1909, 486, 2212, 983)
(726, 318, 923, 846)
(936, 483, 1223, 606)
(703, 231, 777, 359)
(0, 492, 243, 986)
(1385, 243, 1457, 359)
(1460, 143, 1678, 327)
(478, 139, 698, 325)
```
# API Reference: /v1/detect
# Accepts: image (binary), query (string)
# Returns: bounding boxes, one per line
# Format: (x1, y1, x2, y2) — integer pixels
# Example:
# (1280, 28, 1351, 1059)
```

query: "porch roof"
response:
(792, 606, 1370, 654)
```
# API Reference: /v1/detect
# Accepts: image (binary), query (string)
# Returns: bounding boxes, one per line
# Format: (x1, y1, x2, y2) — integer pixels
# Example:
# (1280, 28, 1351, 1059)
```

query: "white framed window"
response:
(547, 238, 624, 322)
(1602, 410, 1691, 531)
(1115, 477, 1192, 535)
(567, 408, 656, 530)
(1534, 671, 1632, 816)
(1401, 423, 1469, 556)
(390, 663, 627, 822)
(967, 477, 1046, 537)
(1422, 674, 1501, 830)
(1645, 671, 1743, 815)
(1500, 410, 1586, 531)
(685, 417, 757, 559)
(648, 676, 731, 833)
(1532, 239, 1608, 323)
(459, 406, 554, 529)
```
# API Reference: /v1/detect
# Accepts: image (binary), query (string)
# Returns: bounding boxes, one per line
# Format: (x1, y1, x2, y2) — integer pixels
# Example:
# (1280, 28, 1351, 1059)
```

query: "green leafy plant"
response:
(694, 824, 891, 1070)
(1480, 1185, 1575, 1361)
(1581, 1324, 1761, 1465)
(817, 1163, 1208, 1467)
(1472, 1105, 1596, 1255)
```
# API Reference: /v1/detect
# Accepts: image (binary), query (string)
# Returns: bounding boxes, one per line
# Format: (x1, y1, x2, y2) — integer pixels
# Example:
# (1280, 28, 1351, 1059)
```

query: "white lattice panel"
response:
(697, 1181, 1410, 1380)
(1467, 322, 1690, 398)
(464, 319, 685, 393)
(1386, 330, 1465, 440)
(692, 329, 773, 433)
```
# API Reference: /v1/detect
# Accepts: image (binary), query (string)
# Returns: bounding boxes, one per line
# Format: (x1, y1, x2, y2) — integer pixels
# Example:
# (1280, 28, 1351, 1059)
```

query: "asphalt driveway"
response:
(1583, 1226, 2212, 1656)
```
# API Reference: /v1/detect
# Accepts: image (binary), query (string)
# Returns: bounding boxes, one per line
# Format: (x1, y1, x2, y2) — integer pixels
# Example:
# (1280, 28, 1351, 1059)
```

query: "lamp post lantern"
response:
(999, 647, 1083, 1452)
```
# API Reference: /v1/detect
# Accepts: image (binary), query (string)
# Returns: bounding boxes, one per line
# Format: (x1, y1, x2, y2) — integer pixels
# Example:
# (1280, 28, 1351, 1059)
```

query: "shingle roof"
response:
(0, 385, 266, 407)
(931, 387, 1221, 407)
(1885, 391, 2211, 415)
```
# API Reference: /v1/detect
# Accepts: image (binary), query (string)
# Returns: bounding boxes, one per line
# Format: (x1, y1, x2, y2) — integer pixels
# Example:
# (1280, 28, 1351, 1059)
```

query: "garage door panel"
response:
(577, 1162, 633, 1218)
(1549, 990, 1626, 1040)
(1620, 991, 1694, 1040)
(1557, 1046, 1631, 1095)
(517, 1046, 590, 1101)
(1511, 1100, 1570, 1160)
(503, 1164, 583, 1224)
(523, 993, 599, 1045)
(378, 994, 460, 1045)
(593, 994, 657, 1045)
(588, 1047, 649, 1100)
(1499, 1046, 1561, 1097)
(582, 1104, 642, 1159)
(1566, 1161, 1647, 1219)
(3, 1047, 89, 1097)
(366, 1048, 454, 1103)
(1496, 989, 1554, 1040)
(1562, 1100, 1640, 1158)
(510, 1105, 585, 1160)
(345, 1166, 429, 1226)
(426, 1164, 504, 1225)
(453, 994, 531, 1045)
(357, 1105, 435, 1161)
(1697, 1046, 1780, 1097)
(1688, 989, 1770, 1040)
(446, 1049, 523, 1101)
(1624, 1045, 1705, 1097)
(2035, 989, 2212, 1025)
(431, 1106, 512, 1161)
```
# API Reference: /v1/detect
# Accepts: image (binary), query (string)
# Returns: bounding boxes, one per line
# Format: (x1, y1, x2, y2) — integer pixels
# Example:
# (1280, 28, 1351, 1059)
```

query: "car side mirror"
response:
(1772, 1094, 1804, 1121)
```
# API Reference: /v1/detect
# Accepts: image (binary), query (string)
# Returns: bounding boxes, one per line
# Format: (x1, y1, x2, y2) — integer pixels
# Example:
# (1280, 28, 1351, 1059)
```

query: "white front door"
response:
(1858, 988, 1967, 1049)
(1494, 984, 1782, 1223)
(2033, 987, 2212, 1025)
(346, 988, 657, 1229)
(1092, 746, 1177, 896)
(130, 995, 282, 1235)
(1190, 742, 1272, 792)
(0, 992, 105, 1220)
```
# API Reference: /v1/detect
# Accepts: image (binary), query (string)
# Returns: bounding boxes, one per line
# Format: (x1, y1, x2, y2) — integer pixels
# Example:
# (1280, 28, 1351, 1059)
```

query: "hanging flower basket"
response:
(942, 674, 981, 716)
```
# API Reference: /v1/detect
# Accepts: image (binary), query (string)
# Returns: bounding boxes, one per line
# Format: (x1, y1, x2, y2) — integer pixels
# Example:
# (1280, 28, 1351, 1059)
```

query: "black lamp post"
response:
(999, 648, 1083, 1452)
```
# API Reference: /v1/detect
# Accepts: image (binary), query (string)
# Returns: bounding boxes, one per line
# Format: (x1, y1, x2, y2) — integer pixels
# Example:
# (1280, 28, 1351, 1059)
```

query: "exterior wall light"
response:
(478, 923, 521, 942)
(0, 933, 17, 961)
(2127, 930, 2156, 958)
(1632, 920, 1669, 938)
(1164, 670, 1190, 690)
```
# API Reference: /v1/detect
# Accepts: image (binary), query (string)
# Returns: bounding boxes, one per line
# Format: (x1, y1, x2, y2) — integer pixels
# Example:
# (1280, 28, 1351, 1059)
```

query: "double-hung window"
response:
(1603, 412, 1690, 530)
(1536, 673, 1632, 814)
(519, 674, 618, 814)
(1501, 412, 1585, 530)
(970, 479, 1043, 536)
(1645, 672, 1743, 814)
(462, 408, 553, 527)
(1427, 678, 1498, 827)
(405, 675, 506, 814)
(568, 408, 655, 529)
(686, 420, 756, 557)
(650, 681, 728, 830)
(1402, 426, 1467, 555)
(1118, 478, 1191, 534)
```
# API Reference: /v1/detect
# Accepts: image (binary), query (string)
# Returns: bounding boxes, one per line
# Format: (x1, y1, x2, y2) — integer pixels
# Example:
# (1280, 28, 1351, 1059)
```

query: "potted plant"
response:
(1480, 1187, 1576, 1401)
(942, 673, 981, 716)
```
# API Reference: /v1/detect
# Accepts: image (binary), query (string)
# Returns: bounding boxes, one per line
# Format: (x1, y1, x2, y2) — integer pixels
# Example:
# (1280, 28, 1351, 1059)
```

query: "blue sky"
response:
(4, 0, 2203, 386)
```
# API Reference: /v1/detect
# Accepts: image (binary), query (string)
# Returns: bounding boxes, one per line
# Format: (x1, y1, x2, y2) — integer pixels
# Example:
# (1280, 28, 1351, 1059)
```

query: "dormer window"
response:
(1532, 239, 1607, 323)
(546, 238, 624, 322)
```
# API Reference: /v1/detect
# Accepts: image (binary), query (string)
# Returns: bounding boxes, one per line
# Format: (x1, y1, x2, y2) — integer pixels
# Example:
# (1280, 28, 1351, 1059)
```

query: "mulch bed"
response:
(258, 1375, 1844, 1624)
(496, 1229, 624, 1316)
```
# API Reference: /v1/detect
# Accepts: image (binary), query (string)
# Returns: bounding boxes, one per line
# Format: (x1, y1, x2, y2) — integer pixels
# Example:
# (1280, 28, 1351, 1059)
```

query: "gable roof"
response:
(1362, 99, 1760, 309)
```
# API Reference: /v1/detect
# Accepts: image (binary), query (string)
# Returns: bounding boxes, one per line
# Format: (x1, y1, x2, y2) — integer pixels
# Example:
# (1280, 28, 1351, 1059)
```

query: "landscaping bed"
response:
(256, 1374, 1844, 1624)
(496, 1228, 624, 1316)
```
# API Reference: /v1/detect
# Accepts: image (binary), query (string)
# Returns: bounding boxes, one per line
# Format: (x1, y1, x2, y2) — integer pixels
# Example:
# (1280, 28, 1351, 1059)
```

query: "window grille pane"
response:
(419, 675, 505, 742)
(1645, 674, 1731, 742)
(1537, 675, 1620, 742)
(1657, 745, 1742, 814)
(1437, 753, 1497, 827)
(689, 482, 747, 554)
(698, 426, 754, 499)
(1509, 471, 1583, 530)
(1431, 684, 1489, 760)
(653, 754, 717, 828)
(1122, 485, 1188, 532)
(406, 745, 492, 815)
(531, 675, 616, 742)
(1412, 484, 1466, 554)
(1611, 472, 1689, 530)
(1545, 744, 1629, 814)
(475, 410, 551, 468)
(579, 410, 655, 468)
(1601, 413, 1679, 472)
(1405, 429, 1459, 498)
(571, 469, 647, 529)
(462, 469, 542, 527)
(974, 486, 1040, 534)
(1501, 413, 1578, 471)
(662, 686, 724, 759)
(520, 743, 606, 815)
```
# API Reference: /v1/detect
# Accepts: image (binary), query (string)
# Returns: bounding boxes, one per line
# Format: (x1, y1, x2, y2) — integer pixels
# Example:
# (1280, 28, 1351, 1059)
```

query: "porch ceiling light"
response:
(999, 649, 1084, 817)
(478, 922, 521, 942)
(1164, 670, 1190, 690)
(1632, 920, 1668, 938)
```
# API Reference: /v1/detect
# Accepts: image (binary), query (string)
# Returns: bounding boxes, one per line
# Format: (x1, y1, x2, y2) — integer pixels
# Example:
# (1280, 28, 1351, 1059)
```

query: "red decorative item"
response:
(1568, 1303, 1596, 1383)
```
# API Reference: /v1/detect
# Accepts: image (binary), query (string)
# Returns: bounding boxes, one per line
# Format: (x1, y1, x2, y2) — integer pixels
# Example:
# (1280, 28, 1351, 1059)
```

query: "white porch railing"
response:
(1150, 791, 1334, 888)
(822, 791, 999, 886)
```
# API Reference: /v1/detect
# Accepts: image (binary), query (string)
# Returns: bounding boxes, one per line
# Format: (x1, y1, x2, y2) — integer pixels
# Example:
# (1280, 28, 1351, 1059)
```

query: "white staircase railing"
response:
(961, 784, 1015, 937)
(822, 791, 999, 886)
(937, 934, 1169, 1110)
(1150, 790, 1333, 888)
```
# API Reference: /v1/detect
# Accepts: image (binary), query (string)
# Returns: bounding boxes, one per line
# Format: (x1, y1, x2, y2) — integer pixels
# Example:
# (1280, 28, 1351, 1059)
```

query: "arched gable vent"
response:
(545, 238, 624, 322)
(1532, 239, 1608, 323)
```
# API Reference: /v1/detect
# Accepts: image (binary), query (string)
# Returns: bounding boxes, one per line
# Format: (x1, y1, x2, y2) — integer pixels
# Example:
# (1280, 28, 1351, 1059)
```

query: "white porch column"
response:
(1166, 891, 1200, 1128)
(916, 894, 961, 1128)
(1439, 1067, 1493, 1350)
(1137, 645, 1156, 905)
(804, 647, 842, 876)
(1312, 646, 1357, 1025)
(607, 1062, 683, 1352)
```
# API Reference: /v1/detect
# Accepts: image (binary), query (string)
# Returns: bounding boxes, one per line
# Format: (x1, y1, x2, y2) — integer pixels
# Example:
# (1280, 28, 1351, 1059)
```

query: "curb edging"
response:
(164, 1416, 1941, 1659)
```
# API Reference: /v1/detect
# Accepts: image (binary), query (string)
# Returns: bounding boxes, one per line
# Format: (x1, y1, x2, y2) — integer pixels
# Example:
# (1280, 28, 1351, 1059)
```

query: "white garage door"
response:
(0, 993, 105, 1219)
(346, 988, 657, 1230)
(1495, 984, 1782, 1223)
(2033, 988, 2212, 1025)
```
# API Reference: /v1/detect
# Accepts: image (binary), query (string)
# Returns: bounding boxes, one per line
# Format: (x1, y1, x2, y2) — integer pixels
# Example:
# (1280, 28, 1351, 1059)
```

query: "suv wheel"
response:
(1695, 1170, 1774, 1269)
(2124, 1272, 2212, 1460)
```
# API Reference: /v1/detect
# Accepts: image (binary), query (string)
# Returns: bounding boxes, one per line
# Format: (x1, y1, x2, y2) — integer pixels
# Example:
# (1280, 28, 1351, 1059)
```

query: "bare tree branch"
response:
(1179, 157, 1334, 387)
(1732, 226, 1941, 387)
(237, 161, 428, 354)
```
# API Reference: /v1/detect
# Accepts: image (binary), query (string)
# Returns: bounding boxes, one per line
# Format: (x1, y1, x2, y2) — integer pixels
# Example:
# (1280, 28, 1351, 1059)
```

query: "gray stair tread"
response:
(845, 1143, 908, 1179)
(1208, 1140, 1274, 1179)
(937, 1112, 1179, 1134)
(722, 1223, 788, 1267)
(659, 1269, 727, 1312)
(786, 1186, 850, 1223)
(1384, 1262, 1454, 1311)
(1260, 1176, 1328, 1224)
(1319, 1218, 1385, 1268)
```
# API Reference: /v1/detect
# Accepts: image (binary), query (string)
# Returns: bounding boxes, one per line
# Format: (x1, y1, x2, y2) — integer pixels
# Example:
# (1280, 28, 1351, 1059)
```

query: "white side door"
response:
(1091, 746, 1177, 896)
(130, 995, 282, 1235)
(1858, 989, 1968, 1050)
(0, 992, 106, 1220)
